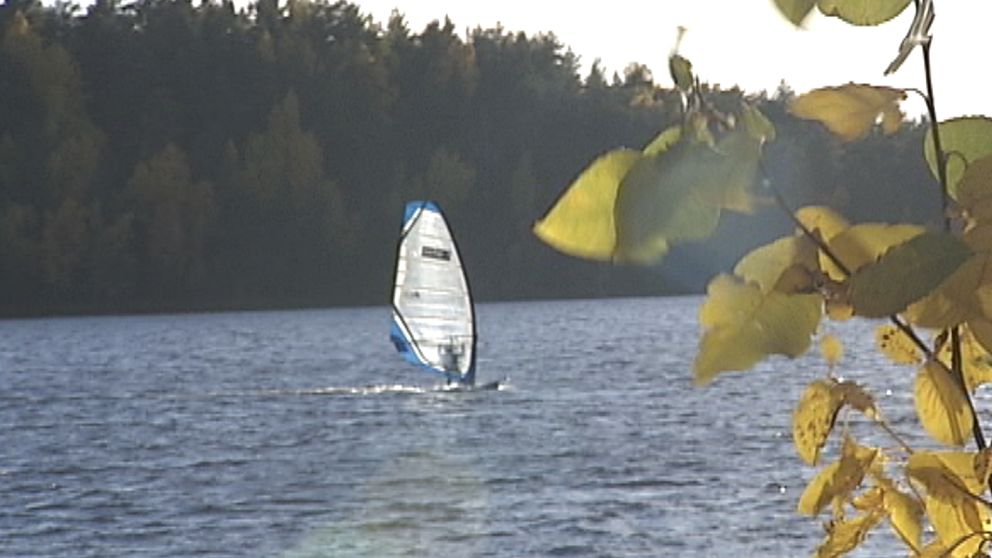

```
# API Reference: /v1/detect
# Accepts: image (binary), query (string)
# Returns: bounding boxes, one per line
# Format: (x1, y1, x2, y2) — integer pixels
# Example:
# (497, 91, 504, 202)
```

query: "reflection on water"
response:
(0, 297, 936, 557)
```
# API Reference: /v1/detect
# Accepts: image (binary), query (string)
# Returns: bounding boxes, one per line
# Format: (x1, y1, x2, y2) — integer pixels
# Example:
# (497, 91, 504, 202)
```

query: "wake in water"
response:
(225, 380, 510, 398)
(248, 384, 428, 397)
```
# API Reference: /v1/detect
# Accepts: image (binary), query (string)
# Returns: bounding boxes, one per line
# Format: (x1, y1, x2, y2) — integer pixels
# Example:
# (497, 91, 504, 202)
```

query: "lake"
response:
(0, 296, 949, 557)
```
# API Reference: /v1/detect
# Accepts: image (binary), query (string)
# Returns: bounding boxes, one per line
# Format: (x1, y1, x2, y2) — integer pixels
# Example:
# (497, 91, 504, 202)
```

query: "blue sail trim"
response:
(392, 199, 476, 386)
(403, 200, 440, 224)
(389, 319, 460, 382)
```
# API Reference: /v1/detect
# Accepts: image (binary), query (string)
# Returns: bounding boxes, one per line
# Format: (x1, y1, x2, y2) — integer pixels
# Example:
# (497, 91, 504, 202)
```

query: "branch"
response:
(920, 38, 986, 450)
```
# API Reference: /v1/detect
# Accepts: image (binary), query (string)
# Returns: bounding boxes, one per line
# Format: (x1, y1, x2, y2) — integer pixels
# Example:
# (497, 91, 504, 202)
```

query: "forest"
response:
(0, 0, 942, 317)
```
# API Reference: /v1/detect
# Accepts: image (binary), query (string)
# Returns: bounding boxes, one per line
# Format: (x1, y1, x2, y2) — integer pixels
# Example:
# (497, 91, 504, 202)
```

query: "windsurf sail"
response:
(390, 201, 477, 385)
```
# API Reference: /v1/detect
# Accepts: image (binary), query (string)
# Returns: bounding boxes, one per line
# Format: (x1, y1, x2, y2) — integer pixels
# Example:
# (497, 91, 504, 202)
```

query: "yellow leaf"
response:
(733, 236, 819, 293)
(798, 437, 878, 516)
(833, 381, 877, 419)
(875, 324, 922, 365)
(906, 452, 992, 556)
(918, 541, 951, 558)
(820, 334, 844, 366)
(821, 223, 924, 280)
(825, 298, 855, 321)
(908, 451, 988, 498)
(851, 485, 884, 512)
(813, 510, 885, 558)
(974, 448, 992, 489)
(922, 496, 990, 558)
(881, 483, 923, 552)
(774, 264, 818, 295)
(533, 149, 641, 261)
(796, 205, 850, 243)
(914, 362, 975, 447)
(789, 84, 907, 142)
(968, 317, 992, 356)
(937, 324, 992, 393)
(694, 274, 822, 384)
(642, 126, 682, 157)
(793, 380, 843, 465)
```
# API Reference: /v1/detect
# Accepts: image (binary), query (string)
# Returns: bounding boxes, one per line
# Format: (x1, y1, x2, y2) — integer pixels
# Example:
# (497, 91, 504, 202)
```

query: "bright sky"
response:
(353, 0, 989, 120)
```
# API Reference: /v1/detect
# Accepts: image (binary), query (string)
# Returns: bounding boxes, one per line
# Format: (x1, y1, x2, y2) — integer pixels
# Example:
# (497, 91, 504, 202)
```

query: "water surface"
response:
(0, 297, 945, 556)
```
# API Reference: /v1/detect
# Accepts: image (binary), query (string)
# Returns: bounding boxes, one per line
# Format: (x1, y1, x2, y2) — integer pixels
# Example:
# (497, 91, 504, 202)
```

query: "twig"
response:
(920, 36, 986, 450)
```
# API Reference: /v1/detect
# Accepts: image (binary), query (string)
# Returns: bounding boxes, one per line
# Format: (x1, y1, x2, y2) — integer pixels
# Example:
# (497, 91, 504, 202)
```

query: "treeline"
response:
(0, 0, 941, 316)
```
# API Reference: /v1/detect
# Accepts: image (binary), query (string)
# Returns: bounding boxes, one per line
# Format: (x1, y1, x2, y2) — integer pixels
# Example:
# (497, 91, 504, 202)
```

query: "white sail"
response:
(390, 201, 476, 384)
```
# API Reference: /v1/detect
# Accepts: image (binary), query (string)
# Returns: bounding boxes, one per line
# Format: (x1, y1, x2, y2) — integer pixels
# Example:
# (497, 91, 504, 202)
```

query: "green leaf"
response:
(816, 0, 912, 26)
(740, 104, 777, 143)
(773, 0, 817, 26)
(906, 226, 992, 329)
(847, 231, 972, 318)
(924, 117, 992, 201)
(955, 154, 992, 220)
(615, 127, 763, 263)
(789, 84, 906, 142)
(532, 149, 642, 261)
(668, 54, 694, 92)
(822, 223, 924, 280)
(694, 274, 822, 384)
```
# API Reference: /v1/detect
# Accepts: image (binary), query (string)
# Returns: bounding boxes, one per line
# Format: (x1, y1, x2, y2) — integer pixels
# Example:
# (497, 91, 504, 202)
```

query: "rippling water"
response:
(0, 296, 962, 557)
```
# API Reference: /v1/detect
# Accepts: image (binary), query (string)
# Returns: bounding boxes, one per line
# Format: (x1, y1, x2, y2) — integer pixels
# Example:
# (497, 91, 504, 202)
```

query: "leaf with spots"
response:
(875, 324, 922, 365)
(793, 380, 843, 465)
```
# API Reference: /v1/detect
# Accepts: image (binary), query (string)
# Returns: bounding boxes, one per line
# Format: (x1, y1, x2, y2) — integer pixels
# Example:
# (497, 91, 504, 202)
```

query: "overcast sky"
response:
(351, 0, 989, 119)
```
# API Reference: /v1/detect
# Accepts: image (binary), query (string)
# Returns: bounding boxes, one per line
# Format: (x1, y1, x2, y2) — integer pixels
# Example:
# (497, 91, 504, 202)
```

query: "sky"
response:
(351, 0, 990, 120)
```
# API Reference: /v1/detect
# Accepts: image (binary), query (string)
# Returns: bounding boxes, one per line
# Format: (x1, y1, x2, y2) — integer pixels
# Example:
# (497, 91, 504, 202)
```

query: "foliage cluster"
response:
(0, 0, 941, 316)
(534, 0, 992, 555)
